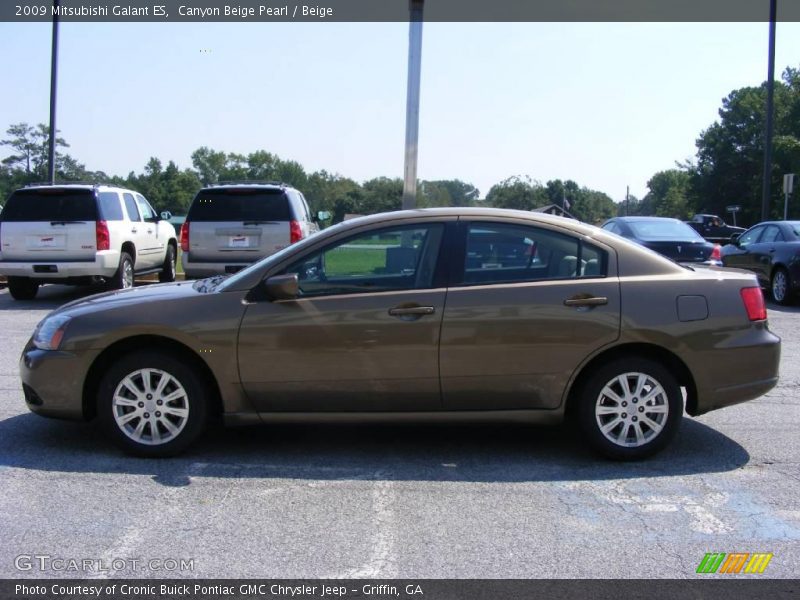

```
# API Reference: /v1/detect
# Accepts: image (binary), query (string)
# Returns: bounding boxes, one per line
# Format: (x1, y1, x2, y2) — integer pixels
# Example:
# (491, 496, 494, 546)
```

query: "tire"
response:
(576, 358, 683, 460)
(158, 244, 177, 283)
(97, 350, 209, 457)
(108, 252, 134, 291)
(7, 277, 39, 300)
(771, 267, 792, 306)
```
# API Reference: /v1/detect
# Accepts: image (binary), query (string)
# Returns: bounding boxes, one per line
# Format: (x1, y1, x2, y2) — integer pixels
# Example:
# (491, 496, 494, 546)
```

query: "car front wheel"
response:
(771, 267, 791, 305)
(577, 358, 683, 460)
(97, 351, 208, 457)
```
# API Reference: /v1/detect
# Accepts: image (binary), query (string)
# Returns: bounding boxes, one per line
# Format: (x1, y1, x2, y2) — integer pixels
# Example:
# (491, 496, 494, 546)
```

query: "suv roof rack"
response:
(208, 180, 292, 188)
(23, 181, 118, 188)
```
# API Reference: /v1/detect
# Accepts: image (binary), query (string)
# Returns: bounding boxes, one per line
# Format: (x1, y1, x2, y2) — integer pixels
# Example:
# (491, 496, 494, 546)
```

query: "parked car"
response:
(180, 182, 319, 278)
(600, 216, 721, 265)
(686, 213, 745, 243)
(20, 208, 779, 459)
(0, 184, 177, 300)
(721, 220, 800, 305)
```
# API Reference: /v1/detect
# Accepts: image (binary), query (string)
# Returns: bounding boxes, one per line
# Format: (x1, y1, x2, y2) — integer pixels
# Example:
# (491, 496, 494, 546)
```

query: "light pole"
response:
(402, 0, 424, 210)
(47, 0, 60, 184)
(760, 0, 777, 221)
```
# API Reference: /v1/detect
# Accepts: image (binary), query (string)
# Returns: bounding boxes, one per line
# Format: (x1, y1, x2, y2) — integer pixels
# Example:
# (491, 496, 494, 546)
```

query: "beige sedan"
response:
(20, 208, 780, 459)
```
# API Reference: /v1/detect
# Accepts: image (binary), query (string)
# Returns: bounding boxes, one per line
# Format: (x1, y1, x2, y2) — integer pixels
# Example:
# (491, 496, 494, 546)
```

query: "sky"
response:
(1, 21, 800, 202)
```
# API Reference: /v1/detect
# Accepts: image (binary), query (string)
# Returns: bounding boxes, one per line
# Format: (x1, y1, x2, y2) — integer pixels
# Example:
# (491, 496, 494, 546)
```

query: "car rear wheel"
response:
(771, 267, 791, 305)
(7, 277, 39, 300)
(577, 358, 683, 460)
(108, 252, 134, 291)
(97, 351, 208, 457)
(158, 245, 177, 283)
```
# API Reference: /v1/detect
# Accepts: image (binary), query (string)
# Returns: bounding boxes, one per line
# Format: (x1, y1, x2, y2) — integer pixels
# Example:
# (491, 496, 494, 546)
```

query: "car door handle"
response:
(147, 229, 153, 234)
(769, 248, 776, 253)
(564, 295, 608, 307)
(388, 305, 435, 319)
(131, 228, 138, 234)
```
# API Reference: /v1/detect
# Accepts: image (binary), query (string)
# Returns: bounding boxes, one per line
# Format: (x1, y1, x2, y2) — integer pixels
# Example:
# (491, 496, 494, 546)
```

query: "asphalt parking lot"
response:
(0, 283, 798, 579)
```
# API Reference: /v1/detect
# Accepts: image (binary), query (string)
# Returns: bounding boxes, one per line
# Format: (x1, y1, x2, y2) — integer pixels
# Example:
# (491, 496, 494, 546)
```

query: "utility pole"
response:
(402, 0, 424, 210)
(761, 0, 777, 221)
(47, 0, 60, 184)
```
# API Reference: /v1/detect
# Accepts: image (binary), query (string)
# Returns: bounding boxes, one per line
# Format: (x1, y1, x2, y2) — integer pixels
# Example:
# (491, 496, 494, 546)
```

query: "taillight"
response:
(180, 221, 190, 252)
(95, 220, 110, 251)
(709, 244, 721, 261)
(289, 220, 303, 244)
(740, 287, 767, 321)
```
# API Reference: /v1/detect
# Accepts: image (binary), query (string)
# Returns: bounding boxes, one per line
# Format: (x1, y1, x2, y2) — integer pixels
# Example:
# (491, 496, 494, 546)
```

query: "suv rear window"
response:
(187, 188, 291, 222)
(1, 188, 98, 222)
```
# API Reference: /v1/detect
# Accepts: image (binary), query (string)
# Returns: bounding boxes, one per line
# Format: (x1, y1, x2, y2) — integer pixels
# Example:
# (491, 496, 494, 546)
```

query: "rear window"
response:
(0, 188, 98, 222)
(187, 189, 291, 222)
(628, 220, 702, 242)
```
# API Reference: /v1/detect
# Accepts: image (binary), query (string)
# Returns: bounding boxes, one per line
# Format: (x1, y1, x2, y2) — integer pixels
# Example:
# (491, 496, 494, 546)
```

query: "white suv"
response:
(180, 183, 319, 278)
(0, 184, 178, 300)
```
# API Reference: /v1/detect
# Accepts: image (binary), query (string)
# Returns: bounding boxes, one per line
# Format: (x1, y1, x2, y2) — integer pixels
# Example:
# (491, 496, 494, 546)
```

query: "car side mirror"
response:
(731, 233, 741, 245)
(264, 273, 299, 301)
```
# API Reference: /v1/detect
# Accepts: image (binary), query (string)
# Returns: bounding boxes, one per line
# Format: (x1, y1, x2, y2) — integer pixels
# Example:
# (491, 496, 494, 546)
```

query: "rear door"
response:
(187, 188, 292, 265)
(440, 218, 621, 410)
(723, 225, 765, 280)
(0, 188, 98, 262)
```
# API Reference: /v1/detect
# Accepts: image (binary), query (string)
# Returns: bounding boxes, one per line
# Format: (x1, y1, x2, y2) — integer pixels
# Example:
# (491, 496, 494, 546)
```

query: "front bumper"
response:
(0, 250, 121, 280)
(20, 345, 94, 420)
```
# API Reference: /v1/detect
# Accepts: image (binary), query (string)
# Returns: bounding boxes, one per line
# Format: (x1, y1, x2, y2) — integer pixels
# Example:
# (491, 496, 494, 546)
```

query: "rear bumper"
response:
(0, 250, 120, 280)
(181, 254, 253, 278)
(689, 325, 781, 415)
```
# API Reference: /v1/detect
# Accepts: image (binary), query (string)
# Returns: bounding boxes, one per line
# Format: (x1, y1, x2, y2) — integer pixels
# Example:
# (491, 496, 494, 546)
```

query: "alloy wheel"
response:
(594, 372, 669, 448)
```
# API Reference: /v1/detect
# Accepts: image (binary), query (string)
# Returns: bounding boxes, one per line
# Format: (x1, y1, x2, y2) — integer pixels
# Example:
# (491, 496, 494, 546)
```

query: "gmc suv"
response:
(180, 182, 319, 278)
(0, 184, 178, 300)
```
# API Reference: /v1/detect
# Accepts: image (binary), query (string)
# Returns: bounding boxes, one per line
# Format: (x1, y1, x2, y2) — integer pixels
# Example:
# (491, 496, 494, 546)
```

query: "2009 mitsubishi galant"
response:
(20, 208, 781, 459)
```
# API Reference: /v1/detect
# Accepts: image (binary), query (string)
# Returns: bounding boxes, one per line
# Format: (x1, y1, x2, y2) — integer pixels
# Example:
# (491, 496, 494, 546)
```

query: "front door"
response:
(237, 222, 447, 412)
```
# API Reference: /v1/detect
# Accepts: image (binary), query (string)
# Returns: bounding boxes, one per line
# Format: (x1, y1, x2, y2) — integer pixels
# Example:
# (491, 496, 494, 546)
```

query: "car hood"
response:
(51, 280, 218, 319)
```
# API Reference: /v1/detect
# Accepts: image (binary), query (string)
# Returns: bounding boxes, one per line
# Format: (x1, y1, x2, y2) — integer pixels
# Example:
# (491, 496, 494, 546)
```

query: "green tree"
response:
(486, 176, 549, 211)
(691, 66, 800, 224)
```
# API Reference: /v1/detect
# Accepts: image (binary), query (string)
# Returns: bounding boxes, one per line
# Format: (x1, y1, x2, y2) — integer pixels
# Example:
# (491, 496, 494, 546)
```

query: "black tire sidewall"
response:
(97, 351, 208, 457)
(577, 358, 683, 460)
(159, 245, 176, 283)
(8, 277, 39, 300)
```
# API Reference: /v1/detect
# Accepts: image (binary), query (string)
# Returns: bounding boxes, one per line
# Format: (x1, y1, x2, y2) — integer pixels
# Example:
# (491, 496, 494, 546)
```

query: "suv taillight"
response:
(709, 244, 721, 261)
(96, 220, 110, 251)
(290, 220, 303, 244)
(740, 287, 767, 321)
(180, 222, 190, 252)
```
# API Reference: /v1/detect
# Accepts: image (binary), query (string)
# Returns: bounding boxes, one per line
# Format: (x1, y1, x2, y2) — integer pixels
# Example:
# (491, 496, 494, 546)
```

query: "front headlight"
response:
(33, 314, 72, 350)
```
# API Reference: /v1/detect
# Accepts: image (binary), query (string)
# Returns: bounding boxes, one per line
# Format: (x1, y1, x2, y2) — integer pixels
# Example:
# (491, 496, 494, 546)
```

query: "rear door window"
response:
(187, 189, 291, 222)
(97, 191, 124, 221)
(123, 193, 141, 221)
(0, 188, 97, 222)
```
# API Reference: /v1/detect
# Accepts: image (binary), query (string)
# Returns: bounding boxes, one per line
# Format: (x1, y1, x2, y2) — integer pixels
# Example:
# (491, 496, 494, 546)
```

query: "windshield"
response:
(628, 220, 703, 242)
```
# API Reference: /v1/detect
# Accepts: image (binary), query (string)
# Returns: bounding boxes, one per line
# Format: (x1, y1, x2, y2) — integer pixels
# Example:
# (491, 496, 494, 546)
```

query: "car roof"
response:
(199, 183, 294, 191)
(339, 207, 604, 235)
(613, 216, 684, 223)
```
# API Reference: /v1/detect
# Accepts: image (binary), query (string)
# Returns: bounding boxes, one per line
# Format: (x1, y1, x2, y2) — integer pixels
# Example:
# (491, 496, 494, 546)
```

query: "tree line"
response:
(2, 64, 799, 226)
